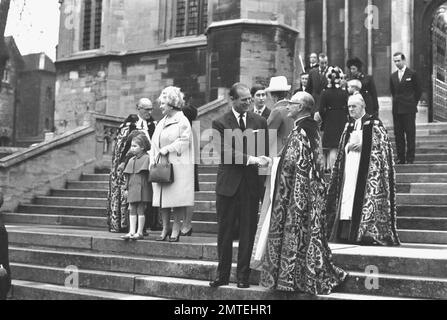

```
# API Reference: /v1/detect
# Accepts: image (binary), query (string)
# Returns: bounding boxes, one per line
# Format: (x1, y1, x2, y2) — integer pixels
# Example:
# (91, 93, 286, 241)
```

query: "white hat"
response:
(265, 76, 291, 92)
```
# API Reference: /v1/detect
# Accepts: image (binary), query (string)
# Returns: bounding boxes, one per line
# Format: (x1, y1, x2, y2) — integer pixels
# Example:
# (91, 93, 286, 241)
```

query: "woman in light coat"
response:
(150, 86, 195, 242)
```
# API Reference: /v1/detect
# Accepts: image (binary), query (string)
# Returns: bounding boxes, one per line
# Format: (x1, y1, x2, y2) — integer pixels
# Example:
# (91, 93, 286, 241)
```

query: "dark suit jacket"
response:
(212, 111, 268, 198)
(305, 63, 319, 73)
(0, 218, 11, 299)
(252, 107, 271, 120)
(390, 68, 422, 114)
(293, 86, 311, 95)
(307, 67, 329, 108)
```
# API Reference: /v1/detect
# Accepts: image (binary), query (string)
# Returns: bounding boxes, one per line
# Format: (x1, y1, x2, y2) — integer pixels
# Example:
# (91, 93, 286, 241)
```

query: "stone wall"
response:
(0, 126, 97, 212)
(240, 25, 297, 90)
(55, 46, 207, 133)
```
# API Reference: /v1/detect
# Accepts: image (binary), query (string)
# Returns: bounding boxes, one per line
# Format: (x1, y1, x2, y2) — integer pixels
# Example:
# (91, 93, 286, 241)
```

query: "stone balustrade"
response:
(0, 112, 124, 212)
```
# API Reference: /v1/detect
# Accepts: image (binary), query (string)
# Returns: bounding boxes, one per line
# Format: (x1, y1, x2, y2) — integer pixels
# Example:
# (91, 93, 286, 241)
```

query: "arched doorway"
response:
(432, 5, 447, 121)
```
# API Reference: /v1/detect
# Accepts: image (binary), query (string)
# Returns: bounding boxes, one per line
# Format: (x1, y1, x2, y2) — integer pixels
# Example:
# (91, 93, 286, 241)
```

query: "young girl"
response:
(121, 133, 152, 240)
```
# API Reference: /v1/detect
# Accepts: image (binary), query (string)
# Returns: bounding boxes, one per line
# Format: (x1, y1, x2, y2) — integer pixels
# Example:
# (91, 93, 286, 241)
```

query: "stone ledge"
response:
(206, 19, 300, 34)
(0, 126, 95, 168)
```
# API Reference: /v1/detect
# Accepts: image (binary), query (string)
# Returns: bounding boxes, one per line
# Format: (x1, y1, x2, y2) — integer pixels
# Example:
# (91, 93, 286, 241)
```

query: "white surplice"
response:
(339, 118, 363, 221)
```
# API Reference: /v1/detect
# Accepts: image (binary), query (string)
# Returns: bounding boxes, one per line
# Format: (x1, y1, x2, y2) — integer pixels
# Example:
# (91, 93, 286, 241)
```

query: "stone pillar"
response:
(391, 0, 413, 69)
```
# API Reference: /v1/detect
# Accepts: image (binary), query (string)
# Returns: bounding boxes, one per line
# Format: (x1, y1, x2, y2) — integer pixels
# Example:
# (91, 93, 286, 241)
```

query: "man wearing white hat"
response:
(265, 76, 294, 156)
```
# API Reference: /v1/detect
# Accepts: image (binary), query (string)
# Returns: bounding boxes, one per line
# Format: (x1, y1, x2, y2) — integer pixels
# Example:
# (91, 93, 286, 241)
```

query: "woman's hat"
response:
(265, 76, 291, 92)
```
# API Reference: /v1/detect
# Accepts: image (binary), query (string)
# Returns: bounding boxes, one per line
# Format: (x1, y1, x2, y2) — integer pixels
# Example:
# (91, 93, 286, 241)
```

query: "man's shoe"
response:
(209, 279, 229, 287)
(407, 159, 414, 164)
(237, 281, 250, 289)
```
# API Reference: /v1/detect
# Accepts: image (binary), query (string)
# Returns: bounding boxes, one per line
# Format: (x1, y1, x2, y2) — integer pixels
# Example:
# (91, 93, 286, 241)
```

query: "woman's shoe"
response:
(169, 234, 180, 242)
(155, 230, 171, 242)
(180, 228, 193, 237)
(131, 233, 144, 241)
(121, 233, 133, 240)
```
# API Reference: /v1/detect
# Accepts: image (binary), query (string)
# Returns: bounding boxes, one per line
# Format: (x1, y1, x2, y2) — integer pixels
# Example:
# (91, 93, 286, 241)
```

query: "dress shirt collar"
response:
(254, 105, 266, 116)
(232, 107, 246, 121)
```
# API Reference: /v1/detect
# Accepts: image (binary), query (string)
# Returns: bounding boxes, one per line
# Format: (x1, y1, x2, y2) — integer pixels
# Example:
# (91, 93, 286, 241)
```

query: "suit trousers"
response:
(393, 113, 416, 162)
(216, 178, 259, 282)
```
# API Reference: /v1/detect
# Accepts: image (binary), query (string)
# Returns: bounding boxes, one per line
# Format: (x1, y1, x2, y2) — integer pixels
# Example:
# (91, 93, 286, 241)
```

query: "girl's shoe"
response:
(121, 233, 133, 240)
(131, 233, 144, 241)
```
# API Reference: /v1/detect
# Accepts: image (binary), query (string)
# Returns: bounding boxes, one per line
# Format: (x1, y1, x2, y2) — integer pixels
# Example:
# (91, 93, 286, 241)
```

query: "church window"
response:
(175, 0, 208, 37)
(82, 0, 102, 50)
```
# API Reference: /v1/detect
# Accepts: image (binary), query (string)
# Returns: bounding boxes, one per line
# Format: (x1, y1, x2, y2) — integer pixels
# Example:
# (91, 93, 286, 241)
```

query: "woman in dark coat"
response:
(347, 57, 379, 117)
(0, 194, 11, 300)
(180, 103, 199, 236)
(318, 66, 349, 172)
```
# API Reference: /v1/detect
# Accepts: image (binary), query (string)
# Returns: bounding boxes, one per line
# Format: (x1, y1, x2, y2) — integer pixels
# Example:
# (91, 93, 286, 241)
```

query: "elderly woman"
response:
(326, 94, 400, 246)
(260, 92, 347, 295)
(150, 87, 195, 242)
(317, 66, 349, 172)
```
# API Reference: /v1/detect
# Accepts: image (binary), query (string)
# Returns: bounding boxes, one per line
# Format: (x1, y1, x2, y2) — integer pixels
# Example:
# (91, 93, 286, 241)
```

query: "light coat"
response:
(150, 111, 195, 208)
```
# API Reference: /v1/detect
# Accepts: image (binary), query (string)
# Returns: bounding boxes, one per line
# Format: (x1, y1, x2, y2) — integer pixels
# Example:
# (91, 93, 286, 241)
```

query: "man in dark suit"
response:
(390, 52, 422, 164)
(0, 193, 11, 300)
(293, 73, 310, 95)
(305, 52, 319, 73)
(210, 83, 270, 289)
(307, 53, 329, 110)
(251, 84, 271, 120)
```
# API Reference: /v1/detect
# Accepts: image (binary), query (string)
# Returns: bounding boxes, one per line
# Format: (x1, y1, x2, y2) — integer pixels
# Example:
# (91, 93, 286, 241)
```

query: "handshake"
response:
(248, 155, 272, 168)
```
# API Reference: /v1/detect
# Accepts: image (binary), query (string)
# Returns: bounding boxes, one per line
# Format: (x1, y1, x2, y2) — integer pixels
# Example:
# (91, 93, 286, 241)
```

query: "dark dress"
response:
(0, 218, 11, 300)
(319, 88, 349, 149)
(123, 153, 152, 203)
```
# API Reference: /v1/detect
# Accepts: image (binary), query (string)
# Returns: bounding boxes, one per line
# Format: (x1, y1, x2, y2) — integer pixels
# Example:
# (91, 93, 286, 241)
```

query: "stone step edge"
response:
(11, 252, 447, 284)
(9, 265, 417, 301)
(10, 279, 164, 300)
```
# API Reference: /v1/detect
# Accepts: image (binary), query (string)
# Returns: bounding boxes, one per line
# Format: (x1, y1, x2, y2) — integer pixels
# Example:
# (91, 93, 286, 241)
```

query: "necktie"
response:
(239, 113, 246, 131)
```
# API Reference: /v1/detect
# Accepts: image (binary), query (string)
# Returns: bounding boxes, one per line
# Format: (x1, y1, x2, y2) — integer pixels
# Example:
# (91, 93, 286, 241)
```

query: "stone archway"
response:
(413, 0, 447, 122)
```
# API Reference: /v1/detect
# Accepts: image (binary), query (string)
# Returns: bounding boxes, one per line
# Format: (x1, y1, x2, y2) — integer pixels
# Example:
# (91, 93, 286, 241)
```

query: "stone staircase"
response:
(3, 122, 447, 300)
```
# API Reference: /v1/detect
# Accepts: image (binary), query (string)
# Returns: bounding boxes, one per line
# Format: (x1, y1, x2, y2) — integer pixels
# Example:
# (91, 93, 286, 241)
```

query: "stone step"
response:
(199, 174, 217, 183)
(18, 204, 104, 216)
(199, 182, 215, 191)
(398, 230, 447, 244)
(340, 271, 447, 299)
(195, 192, 216, 201)
(51, 189, 108, 198)
(66, 181, 109, 190)
(397, 205, 447, 218)
(414, 153, 447, 162)
(398, 194, 447, 206)
(389, 123, 447, 131)
(397, 173, 447, 183)
(8, 227, 447, 270)
(34, 196, 107, 207)
(397, 183, 447, 194)
(397, 217, 447, 231)
(389, 135, 447, 143)
(8, 255, 427, 299)
(11, 280, 158, 300)
(2, 213, 107, 228)
(391, 141, 447, 149)
(395, 164, 447, 174)
(81, 174, 109, 182)
(397, 147, 447, 154)
(389, 129, 447, 138)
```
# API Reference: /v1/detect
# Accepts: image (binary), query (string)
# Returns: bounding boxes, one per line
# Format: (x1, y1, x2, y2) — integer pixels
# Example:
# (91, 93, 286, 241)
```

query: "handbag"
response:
(148, 154, 174, 184)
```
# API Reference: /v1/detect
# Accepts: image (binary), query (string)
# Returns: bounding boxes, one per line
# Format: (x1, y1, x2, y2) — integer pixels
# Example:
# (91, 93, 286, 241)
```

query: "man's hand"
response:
(259, 156, 272, 168)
